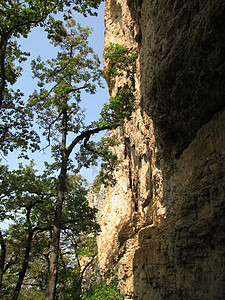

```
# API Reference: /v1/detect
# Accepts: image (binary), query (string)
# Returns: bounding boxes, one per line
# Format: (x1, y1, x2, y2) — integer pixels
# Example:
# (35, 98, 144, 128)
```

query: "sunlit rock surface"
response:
(89, 0, 225, 299)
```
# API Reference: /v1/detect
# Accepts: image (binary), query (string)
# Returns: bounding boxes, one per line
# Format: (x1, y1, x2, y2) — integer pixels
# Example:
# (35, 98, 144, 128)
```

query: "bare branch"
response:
(46, 80, 88, 98)
(80, 253, 97, 280)
(39, 111, 63, 152)
(46, 81, 62, 96)
(66, 122, 122, 157)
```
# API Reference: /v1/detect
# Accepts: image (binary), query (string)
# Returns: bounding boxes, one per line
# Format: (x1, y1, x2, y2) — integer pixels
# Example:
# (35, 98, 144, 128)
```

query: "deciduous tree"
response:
(0, 0, 103, 155)
(28, 19, 136, 299)
(0, 162, 99, 299)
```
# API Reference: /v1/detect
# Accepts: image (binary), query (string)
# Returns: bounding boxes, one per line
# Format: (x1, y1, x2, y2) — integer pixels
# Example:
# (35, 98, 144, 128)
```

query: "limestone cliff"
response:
(90, 1, 225, 299)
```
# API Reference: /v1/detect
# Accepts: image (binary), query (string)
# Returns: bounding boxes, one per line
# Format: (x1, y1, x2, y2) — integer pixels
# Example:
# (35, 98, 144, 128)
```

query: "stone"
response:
(90, 0, 225, 299)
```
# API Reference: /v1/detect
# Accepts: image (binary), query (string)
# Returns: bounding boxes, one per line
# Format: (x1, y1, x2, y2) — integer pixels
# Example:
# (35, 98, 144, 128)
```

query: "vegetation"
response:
(0, 161, 99, 299)
(0, 1, 137, 298)
(82, 280, 123, 300)
(0, 0, 103, 156)
(28, 19, 135, 299)
(90, 43, 138, 190)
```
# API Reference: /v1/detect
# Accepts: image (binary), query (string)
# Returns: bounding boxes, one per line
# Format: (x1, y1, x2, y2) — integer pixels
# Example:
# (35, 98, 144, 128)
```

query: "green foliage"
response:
(0, 161, 99, 299)
(81, 280, 123, 300)
(99, 43, 138, 126)
(55, 231, 99, 300)
(0, 0, 103, 154)
(63, 174, 100, 235)
(28, 19, 102, 143)
(76, 43, 137, 186)
(1, 227, 49, 299)
(76, 134, 121, 188)
(76, 135, 119, 167)
(70, 0, 103, 17)
(0, 88, 40, 157)
(28, 23, 137, 189)
(104, 43, 137, 84)
(26, 19, 105, 298)
(0, 18, 137, 298)
(76, 234, 98, 257)
(0, 160, 55, 225)
(100, 85, 135, 125)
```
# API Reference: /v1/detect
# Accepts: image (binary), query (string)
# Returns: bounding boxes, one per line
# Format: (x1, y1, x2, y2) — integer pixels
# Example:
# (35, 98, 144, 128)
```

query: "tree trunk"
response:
(12, 230, 33, 300)
(45, 187, 65, 300)
(46, 107, 68, 300)
(0, 36, 7, 110)
(0, 229, 6, 291)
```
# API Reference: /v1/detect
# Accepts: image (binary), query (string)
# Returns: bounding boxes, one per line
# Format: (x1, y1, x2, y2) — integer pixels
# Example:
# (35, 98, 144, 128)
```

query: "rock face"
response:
(90, 0, 225, 299)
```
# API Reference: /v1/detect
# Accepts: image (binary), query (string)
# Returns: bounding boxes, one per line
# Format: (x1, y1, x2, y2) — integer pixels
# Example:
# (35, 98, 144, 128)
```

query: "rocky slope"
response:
(89, 0, 225, 299)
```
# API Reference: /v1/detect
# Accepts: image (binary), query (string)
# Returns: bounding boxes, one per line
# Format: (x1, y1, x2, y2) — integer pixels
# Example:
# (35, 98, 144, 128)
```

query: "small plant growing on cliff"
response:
(104, 43, 137, 85)
(101, 43, 137, 124)
(83, 43, 138, 190)
(76, 43, 137, 188)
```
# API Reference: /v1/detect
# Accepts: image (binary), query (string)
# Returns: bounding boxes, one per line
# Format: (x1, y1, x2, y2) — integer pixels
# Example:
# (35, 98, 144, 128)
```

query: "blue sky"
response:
(5, 2, 109, 184)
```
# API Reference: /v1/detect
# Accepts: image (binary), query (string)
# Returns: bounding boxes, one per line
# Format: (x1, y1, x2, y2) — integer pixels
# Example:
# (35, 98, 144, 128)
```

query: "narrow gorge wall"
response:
(90, 1, 225, 299)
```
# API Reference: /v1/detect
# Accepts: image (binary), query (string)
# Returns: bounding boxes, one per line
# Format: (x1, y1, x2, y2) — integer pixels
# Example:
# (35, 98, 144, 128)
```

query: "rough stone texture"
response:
(133, 0, 225, 159)
(133, 109, 225, 300)
(91, 0, 225, 299)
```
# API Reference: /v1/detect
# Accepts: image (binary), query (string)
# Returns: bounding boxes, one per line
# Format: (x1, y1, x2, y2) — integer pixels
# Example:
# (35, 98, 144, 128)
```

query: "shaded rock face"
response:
(133, 110, 225, 300)
(91, 0, 225, 299)
(131, 0, 225, 159)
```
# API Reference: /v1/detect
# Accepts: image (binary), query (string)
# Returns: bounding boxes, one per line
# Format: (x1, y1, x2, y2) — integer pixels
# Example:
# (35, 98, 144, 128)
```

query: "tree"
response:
(0, 161, 99, 299)
(0, 0, 103, 155)
(0, 0, 103, 108)
(28, 19, 136, 299)
(0, 162, 55, 299)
